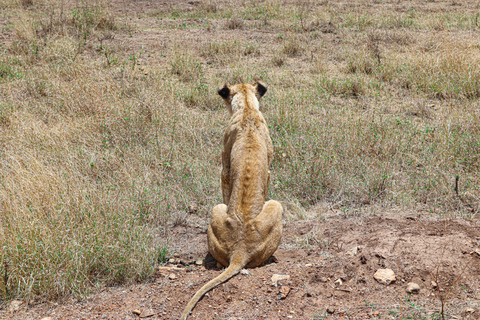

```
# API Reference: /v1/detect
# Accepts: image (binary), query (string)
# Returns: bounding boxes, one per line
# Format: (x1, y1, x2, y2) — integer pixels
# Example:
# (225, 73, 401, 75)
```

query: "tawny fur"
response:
(180, 82, 283, 320)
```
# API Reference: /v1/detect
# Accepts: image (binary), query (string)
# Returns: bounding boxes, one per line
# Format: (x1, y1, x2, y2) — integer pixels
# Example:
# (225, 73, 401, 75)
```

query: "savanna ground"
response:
(0, 0, 479, 319)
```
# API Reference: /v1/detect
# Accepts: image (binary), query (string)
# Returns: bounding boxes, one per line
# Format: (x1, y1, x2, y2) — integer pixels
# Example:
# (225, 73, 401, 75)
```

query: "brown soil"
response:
(3, 211, 480, 319)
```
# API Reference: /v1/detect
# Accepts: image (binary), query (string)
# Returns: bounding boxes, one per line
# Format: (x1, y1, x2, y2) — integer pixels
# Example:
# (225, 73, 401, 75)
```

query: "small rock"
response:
(271, 274, 290, 286)
(373, 269, 396, 285)
(305, 263, 313, 267)
(431, 280, 437, 289)
(346, 246, 361, 256)
(278, 286, 291, 299)
(240, 269, 250, 275)
(373, 311, 379, 316)
(168, 273, 176, 280)
(168, 258, 176, 264)
(327, 307, 335, 314)
(140, 309, 155, 318)
(8, 300, 23, 313)
(40, 318, 53, 320)
(465, 308, 475, 314)
(195, 259, 203, 266)
(132, 309, 142, 315)
(334, 279, 343, 286)
(157, 266, 183, 274)
(406, 282, 420, 294)
(320, 277, 328, 283)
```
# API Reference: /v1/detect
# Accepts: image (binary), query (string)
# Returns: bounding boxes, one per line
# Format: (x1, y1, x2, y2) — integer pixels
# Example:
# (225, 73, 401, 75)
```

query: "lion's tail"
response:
(179, 253, 245, 320)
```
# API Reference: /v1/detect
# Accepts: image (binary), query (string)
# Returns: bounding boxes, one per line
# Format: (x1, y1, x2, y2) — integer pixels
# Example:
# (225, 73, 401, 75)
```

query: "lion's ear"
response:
(218, 84, 231, 99)
(255, 82, 267, 99)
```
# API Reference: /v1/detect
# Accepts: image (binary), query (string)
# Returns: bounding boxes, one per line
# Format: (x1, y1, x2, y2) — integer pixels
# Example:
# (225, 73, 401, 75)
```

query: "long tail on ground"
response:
(180, 254, 245, 320)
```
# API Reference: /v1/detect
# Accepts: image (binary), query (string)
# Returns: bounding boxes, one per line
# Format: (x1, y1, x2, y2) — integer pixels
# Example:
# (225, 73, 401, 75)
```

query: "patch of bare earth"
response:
(3, 212, 479, 319)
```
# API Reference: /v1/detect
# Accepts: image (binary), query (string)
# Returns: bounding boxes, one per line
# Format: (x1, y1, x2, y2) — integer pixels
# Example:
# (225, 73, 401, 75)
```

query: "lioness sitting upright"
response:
(180, 82, 283, 320)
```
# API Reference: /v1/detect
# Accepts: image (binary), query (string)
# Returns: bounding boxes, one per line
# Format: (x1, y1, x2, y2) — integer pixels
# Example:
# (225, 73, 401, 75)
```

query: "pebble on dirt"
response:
(157, 266, 183, 275)
(271, 274, 290, 286)
(406, 282, 420, 294)
(346, 245, 361, 256)
(327, 307, 335, 314)
(132, 309, 141, 315)
(140, 309, 155, 318)
(169, 273, 177, 280)
(278, 286, 291, 299)
(373, 269, 396, 285)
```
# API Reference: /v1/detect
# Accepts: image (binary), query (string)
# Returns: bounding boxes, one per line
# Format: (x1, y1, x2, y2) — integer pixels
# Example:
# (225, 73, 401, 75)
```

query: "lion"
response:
(180, 82, 283, 320)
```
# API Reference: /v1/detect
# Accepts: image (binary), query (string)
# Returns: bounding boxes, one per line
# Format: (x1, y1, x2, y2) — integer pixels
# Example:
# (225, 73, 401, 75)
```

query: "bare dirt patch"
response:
(3, 212, 479, 319)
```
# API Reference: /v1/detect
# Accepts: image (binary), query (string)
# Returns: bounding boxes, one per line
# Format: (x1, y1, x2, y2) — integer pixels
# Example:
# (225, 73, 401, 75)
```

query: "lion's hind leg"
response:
(207, 204, 230, 267)
(247, 200, 283, 267)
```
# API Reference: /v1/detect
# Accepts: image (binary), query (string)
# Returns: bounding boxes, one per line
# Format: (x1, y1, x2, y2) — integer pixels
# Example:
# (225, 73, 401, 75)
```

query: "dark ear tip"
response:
(218, 84, 230, 99)
(256, 82, 267, 97)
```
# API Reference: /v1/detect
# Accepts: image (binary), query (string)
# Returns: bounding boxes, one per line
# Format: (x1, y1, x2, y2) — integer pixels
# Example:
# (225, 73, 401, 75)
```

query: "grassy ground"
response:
(0, 0, 479, 303)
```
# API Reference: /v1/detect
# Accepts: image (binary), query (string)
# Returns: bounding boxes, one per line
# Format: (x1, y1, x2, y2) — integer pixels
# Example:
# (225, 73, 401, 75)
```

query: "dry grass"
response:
(282, 36, 303, 57)
(225, 17, 244, 30)
(1, 0, 479, 303)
